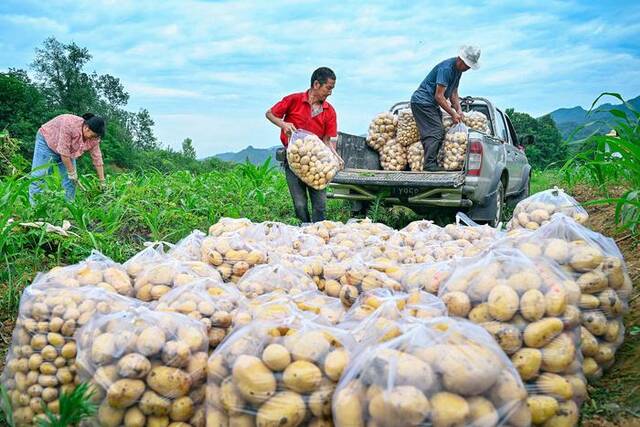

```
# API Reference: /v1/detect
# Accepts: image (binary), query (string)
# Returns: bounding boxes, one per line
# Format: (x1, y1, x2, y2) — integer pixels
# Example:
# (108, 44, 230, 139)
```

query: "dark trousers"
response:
(411, 102, 444, 168)
(283, 162, 326, 223)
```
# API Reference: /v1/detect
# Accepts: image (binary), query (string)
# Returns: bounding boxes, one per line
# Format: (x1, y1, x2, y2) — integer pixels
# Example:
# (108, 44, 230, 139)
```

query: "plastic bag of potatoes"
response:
(1, 284, 141, 426)
(463, 110, 490, 134)
(439, 122, 468, 171)
(333, 318, 530, 427)
(34, 251, 133, 297)
(235, 263, 318, 299)
(438, 247, 586, 426)
(200, 233, 268, 283)
(75, 306, 208, 427)
(206, 315, 356, 426)
(168, 230, 206, 262)
(507, 188, 589, 230)
(153, 279, 248, 351)
(400, 261, 454, 294)
(366, 112, 397, 151)
(321, 257, 403, 308)
(505, 214, 631, 382)
(396, 109, 420, 147)
(287, 129, 342, 190)
(124, 248, 221, 302)
(407, 141, 424, 171)
(379, 138, 407, 171)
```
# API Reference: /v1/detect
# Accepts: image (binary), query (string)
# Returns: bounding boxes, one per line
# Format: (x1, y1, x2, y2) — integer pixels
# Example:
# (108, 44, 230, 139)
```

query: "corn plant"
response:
(561, 92, 640, 234)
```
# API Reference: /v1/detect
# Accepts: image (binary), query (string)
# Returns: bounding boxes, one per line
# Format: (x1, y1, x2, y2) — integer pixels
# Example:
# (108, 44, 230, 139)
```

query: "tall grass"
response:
(561, 92, 640, 234)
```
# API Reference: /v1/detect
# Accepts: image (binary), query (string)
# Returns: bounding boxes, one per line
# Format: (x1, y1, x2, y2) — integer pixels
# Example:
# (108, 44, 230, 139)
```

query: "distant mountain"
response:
(214, 145, 281, 165)
(547, 95, 640, 140)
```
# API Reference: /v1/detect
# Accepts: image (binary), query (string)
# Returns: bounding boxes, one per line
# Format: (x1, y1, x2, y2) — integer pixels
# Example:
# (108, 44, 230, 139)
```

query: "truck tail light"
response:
(467, 139, 483, 176)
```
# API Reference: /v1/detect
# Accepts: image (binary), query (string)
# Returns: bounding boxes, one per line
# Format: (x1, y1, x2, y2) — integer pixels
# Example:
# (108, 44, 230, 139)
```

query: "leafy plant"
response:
(37, 383, 97, 427)
(561, 92, 640, 234)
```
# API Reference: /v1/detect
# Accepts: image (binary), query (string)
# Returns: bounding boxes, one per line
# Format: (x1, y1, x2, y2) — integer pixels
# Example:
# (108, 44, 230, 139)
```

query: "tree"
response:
(31, 37, 96, 113)
(505, 108, 567, 170)
(126, 109, 159, 150)
(182, 138, 196, 160)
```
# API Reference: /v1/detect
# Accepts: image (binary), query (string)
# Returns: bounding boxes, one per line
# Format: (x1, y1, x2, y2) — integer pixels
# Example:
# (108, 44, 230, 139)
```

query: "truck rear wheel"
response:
(489, 181, 505, 227)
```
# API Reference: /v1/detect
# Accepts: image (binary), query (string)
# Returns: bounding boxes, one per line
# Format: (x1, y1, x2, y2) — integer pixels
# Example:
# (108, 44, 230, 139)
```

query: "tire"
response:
(488, 180, 505, 227)
(508, 174, 531, 207)
(350, 200, 370, 216)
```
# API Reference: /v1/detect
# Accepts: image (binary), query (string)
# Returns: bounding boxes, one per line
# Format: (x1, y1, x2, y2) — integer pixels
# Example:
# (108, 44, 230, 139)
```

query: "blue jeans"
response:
(29, 132, 76, 204)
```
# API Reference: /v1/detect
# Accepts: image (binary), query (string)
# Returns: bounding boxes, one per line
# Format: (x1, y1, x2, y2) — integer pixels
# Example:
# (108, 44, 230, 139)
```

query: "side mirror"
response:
(520, 135, 535, 146)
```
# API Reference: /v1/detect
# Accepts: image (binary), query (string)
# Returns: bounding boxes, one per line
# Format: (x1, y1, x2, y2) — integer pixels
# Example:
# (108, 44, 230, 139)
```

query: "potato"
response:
(255, 391, 306, 427)
(368, 386, 430, 426)
(441, 291, 471, 317)
(333, 383, 365, 427)
(287, 330, 330, 362)
(523, 318, 563, 348)
(124, 406, 146, 427)
(527, 395, 558, 424)
(147, 367, 192, 399)
(140, 390, 171, 416)
(488, 285, 519, 321)
(520, 290, 545, 321)
(469, 303, 493, 323)
(569, 246, 603, 272)
(232, 355, 276, 405)
(582, 311, 607, 336)
(542, 400, 578, 427)
(92, 333, 117, 364)
(169, 396, 194, 421)
(536, 373, 573, 400)
(137, 327, 166, 356)
(261, 344, 291, 372)
(541, 334, 575, 373)
(324, 348, 349, 382)
(118, 353, 152, 379)
(283, 360, 323, 394)
(98, 401, 126, 427)
(483, 322, 522, 355)
(544, 286, 567, 317)
(107, 379, 146, 409)
(431, 392, 469, 427)
(308, 382, 334, 418)
(468, 396, 498, 427)
(147, 415, 170, 427)
(511, 348, 542, 381)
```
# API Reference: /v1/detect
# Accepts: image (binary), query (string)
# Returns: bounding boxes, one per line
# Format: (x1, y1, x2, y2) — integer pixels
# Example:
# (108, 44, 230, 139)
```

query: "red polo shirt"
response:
(270, 90, 338, 146)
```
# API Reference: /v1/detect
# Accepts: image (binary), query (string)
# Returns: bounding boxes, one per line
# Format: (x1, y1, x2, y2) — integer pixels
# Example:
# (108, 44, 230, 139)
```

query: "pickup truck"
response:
(328, 97, 533, 226)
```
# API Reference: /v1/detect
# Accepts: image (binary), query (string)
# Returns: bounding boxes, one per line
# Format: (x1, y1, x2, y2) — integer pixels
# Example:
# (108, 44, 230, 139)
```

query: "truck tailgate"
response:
(332, 168, 465, 188)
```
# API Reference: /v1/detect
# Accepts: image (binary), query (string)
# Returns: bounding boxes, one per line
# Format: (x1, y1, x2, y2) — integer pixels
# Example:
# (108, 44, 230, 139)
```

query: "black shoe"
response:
(425, 165, 445, 172)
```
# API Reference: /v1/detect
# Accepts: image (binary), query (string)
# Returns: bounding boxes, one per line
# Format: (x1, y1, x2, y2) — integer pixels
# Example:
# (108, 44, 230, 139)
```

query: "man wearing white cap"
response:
(410, 45, 481, 171)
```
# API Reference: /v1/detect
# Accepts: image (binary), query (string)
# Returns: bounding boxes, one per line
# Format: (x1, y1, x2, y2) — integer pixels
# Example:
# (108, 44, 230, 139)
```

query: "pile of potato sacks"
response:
(1, 190, 633, 427)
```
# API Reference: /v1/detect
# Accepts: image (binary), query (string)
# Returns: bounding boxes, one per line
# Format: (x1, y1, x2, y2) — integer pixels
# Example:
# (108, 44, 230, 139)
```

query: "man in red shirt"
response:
(266, 67, 337, 223)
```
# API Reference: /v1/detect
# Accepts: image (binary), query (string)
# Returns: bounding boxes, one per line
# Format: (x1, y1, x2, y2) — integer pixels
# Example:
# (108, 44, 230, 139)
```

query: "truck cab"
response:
(328, 97, 532, 225)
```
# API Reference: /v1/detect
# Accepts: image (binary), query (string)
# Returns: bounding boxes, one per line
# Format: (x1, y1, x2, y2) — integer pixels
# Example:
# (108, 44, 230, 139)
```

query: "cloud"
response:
(0, 14, 68, 33)
(126, 83, 203, 99)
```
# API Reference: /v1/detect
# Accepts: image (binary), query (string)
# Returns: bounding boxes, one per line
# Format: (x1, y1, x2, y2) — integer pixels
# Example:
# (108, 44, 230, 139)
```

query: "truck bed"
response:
(335, 132, 465, 188)
(333, 168, 465, 188)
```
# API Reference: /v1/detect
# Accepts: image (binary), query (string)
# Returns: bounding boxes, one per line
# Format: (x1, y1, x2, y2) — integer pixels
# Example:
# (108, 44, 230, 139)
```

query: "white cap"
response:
(459, 45, 481, 70)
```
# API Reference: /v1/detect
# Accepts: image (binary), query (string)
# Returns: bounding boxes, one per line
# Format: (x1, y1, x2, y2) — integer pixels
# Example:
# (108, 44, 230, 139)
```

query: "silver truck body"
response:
(328, 97, 532, 225)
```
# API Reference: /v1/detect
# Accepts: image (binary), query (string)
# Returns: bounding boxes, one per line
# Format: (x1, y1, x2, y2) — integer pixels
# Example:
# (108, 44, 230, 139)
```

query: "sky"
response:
(1, 0, 639, 157)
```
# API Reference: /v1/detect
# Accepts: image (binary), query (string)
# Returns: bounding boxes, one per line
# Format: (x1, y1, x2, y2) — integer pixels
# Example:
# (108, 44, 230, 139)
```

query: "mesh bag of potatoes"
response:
(33, 250, 134, 297)
(439, 122, 468, 171)
(75, 306, 209, 427)
(124, 248, 222, 302)
(200, 233, 268, 283)
(168, 230, 207, 261)
(0, 284, 141, 426)
(206, 315, 357, 427)
(153, 279, 248, 351)
(235, 263, 318, 299)
(366, 112, 397, 151)
(507, 187, 589, 231)
(505, 214, 631, 381)
(463, 110, 490, 134)
(396, 109, 420, 148)
(208, 217, 253, 237)
(286, 129, 342, 191)
(438, 247, 587, 426)
(379, 138, 407, 171)
(407, 141, 424, 171)
(332, 317, 530, 427)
